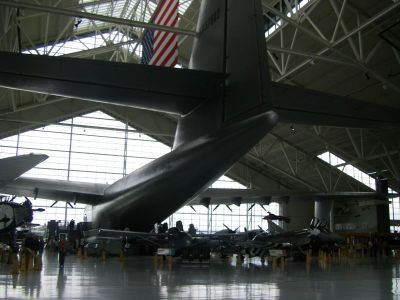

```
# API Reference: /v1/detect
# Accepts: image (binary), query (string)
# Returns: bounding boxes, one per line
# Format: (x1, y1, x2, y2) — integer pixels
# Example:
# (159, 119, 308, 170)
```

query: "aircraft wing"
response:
(85, 228, 171, 247)
(251, 229, 312, 245)
(0, 51, 226, 115)
(0, 154, 48, 188)
(0, 177, 106, 205)
(270, 82, 400, 128)
(190, 188, 393, 206)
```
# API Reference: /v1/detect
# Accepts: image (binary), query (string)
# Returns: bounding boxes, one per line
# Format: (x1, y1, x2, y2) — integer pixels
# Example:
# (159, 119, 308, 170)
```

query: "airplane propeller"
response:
(32, 208, 45, 212)
(223, 224, 240, 233)
(22, 195, 46, 211)
(3, 195, 17, 202)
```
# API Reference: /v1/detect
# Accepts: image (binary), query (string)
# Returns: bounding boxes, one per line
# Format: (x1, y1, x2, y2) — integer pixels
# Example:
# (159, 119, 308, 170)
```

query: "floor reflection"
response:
(0, 252, 399, 299)
(57, 267, 67, 298)
(159, 283, 280, 299)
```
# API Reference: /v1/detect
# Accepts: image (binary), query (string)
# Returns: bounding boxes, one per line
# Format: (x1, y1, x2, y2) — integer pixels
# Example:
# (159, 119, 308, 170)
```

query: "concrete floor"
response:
(1, 252, 400, 299)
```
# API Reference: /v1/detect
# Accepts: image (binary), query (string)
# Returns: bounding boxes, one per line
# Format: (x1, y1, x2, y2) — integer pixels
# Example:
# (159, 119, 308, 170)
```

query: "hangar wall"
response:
(334, 200, 378, 232)
(282, 200, 314, 231)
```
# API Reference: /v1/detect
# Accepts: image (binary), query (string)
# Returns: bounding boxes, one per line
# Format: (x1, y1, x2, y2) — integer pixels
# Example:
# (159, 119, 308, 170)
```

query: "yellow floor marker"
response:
(306, 249, 312, 264)
(167, 256, 173, 270)
(153, 254, 158, 267)
(236, 255, 242, 267)
(20, 252, 26, 272)
(280, 256, 285, 270)
(272, 257, 277, 271)
(118, 250, 125, 262)
(10, 253, 19, 275)
(34, 255, 42, 271)
(158, 255, 164, 265)
(27, 254, 33, 271)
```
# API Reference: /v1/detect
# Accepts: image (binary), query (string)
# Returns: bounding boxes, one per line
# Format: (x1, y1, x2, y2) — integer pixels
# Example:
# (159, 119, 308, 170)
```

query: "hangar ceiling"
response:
(0, 0, 399, 196)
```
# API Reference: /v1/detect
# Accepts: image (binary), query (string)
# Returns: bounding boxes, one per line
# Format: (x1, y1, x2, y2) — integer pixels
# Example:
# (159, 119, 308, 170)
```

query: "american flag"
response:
(141, 0, 179, 67)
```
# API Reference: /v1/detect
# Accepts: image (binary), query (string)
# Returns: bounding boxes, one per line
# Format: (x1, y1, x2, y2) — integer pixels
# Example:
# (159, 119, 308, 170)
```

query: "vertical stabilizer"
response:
(174, 0, 271, 148)
(224, 0, 271, 120)
(267, 220, 284, 234)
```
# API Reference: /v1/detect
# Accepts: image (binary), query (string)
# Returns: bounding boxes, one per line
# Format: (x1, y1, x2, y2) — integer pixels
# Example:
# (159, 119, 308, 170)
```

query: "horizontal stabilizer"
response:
(0, 154, 48, 188)
(270, 82, 400, 128)
(2, 177, 106, 205)
(0, 51, 226, 115)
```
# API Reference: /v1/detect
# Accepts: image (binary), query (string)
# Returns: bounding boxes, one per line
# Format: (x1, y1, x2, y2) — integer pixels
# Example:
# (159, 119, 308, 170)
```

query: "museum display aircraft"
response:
(0, 1, 399, 232)
(236, 218, 344, 260)
(0, 154, 47, 246)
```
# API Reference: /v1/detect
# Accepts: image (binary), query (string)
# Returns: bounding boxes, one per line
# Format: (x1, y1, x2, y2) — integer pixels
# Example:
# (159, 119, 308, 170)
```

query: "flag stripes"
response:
(141, 0, 178, 67)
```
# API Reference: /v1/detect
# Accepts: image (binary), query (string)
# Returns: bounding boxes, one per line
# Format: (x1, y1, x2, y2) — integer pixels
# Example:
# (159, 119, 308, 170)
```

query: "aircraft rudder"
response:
(174, 0, 273, 148)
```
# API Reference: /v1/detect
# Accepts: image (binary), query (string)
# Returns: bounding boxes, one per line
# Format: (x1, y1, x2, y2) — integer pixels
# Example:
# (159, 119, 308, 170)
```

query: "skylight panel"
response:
(23, 1, 193, 60)
(179, 0, 193, 15)
(128, 0, 157, 23)
(22, 30, 139, 57)
(211, 175, 247, 189)
(318, 151, 376, 190)
(265, 0, 313, 38)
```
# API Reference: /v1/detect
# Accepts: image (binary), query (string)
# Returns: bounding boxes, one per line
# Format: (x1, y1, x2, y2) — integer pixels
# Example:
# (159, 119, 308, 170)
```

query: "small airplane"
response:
(85, 221, 230, 256)
(262, 212, 291, 223)
(0, 154, 48, 246)
(0, 0, 398, 233)
(236, 219, 344, 260)
(0, 198, 46, 247)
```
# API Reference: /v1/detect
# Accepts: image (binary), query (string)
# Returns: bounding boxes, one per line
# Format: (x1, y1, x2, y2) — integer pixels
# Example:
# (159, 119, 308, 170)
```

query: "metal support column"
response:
(376, 177, 390, 233)
(314, 198, 334, 231)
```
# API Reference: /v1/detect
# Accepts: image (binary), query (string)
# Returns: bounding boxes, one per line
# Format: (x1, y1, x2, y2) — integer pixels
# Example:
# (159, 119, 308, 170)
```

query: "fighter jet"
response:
(0, 1, 398, 232)
(235, 218, 344, 260)
(85, 221, 231, 256)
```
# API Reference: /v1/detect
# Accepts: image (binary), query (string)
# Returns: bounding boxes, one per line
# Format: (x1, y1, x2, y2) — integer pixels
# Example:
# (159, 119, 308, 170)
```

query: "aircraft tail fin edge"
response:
(267, 220, 284, 234)
(0, 154, 48, 188)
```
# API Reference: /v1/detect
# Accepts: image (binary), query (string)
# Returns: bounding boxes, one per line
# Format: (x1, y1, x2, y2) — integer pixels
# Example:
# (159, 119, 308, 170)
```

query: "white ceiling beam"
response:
(265, 1, 400, 94)
(0, 0, 196, 36)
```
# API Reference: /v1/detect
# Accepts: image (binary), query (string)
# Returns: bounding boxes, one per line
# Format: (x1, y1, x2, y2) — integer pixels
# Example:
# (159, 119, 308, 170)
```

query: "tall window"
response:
(166, 202, 280, 234)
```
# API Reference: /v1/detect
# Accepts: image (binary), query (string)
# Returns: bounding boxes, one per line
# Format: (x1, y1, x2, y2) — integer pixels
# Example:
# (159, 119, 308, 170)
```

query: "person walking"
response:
(58, 235, 66, 267)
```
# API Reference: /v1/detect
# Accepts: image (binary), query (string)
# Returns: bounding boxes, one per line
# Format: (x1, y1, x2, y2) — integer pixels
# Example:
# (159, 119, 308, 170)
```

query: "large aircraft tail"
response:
(173, 0, 272, 148)
(173, 0, 400, 147)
